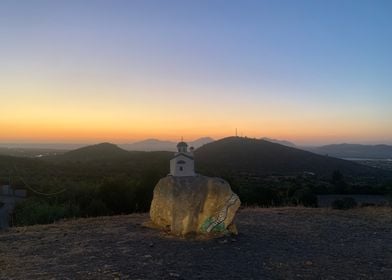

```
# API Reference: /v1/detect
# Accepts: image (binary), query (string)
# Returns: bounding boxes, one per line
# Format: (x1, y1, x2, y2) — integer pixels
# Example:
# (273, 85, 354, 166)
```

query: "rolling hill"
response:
(59, 143, 131, 162)
(3, 138, 390, 186)
(194, 137, 391, 179)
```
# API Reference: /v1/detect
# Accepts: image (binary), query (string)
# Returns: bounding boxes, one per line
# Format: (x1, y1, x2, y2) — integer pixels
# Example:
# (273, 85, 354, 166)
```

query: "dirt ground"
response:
(0, 207, 391, 280)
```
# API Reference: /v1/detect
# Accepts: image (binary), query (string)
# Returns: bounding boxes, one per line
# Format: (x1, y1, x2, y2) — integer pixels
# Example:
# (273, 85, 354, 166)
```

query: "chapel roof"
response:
(172, 153, 193, 160)
(177, 141, 188, 147)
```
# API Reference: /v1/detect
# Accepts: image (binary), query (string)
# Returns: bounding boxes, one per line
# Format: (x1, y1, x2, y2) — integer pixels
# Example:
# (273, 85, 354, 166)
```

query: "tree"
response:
(332, 170, 347, 194)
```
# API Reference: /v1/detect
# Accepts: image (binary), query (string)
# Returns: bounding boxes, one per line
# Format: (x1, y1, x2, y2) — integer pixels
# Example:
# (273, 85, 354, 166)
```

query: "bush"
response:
(360, 202, 376, 207)
(14, 198, 64, 226)
(237, 185, 281, 207)
(98, 177, 138, 214)
(388, 193, 392, 207)
(291, 187, 318, 207)
(332, 197, 357, 210)
(84, 199, 109, 217)
(13, 198, 80, 226)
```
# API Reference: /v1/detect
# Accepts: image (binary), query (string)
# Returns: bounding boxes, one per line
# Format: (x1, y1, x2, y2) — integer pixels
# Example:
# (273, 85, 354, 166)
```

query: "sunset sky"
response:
(1, 0, 391, 145)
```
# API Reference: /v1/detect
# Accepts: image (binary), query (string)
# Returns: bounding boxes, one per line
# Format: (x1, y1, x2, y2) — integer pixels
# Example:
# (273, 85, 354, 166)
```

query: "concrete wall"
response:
(170, 155, 196, 177)
(14, 189, 27, 198)
(0, 207, 9, 229)
(0, 195, 25, 229)
(1, 185, 12, 196)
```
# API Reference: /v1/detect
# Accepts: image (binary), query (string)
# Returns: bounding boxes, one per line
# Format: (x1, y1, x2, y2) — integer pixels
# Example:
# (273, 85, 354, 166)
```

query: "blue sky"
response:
(1, 0, 391, 144)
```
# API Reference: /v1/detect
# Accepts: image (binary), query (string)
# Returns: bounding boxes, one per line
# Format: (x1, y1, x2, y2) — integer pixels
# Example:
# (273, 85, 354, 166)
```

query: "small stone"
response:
(227, 223, 238, 235)
(305, 261, 313, 266)
(169, 272, 180, 277)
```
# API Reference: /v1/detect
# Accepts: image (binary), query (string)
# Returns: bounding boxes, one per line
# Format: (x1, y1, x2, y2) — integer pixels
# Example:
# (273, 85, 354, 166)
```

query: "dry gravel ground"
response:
(0, 207, 391, 280)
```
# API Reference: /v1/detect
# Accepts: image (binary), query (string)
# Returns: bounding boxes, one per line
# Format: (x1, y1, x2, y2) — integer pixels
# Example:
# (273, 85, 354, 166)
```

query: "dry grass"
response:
(1, 207, 391, 280)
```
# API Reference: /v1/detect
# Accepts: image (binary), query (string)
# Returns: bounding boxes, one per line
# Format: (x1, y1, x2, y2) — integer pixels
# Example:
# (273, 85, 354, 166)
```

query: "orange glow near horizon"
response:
(1, 54, 391, 146)
(1, 105, 391, 145)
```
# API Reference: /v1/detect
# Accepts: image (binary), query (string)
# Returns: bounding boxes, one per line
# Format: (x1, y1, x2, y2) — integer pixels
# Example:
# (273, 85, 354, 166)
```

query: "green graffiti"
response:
(200, 217, 226, 233)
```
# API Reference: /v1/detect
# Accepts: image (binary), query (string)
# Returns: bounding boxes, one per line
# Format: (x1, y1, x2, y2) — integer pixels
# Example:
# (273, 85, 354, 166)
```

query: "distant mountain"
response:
(304, 144, 392, 159)
(190, 137, 215, 149)
(120, 137, 214, 151)
(120, 139, 175, 152)
(60, 143, 130, 161)
(194, 137, 391, 179)
(261, 137, 296, 147)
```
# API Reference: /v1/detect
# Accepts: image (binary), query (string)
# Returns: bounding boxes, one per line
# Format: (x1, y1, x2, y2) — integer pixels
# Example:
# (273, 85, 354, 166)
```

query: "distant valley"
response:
(303, 143, 392, 159)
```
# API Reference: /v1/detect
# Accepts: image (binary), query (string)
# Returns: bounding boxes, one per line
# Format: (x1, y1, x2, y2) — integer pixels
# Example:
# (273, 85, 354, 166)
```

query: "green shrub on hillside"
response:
(291, 187, 318, 207)
(387, 193, 392, 207)
(84, 199, 109, 217)
(13, 198, 79, 226)
(99, 176, 139, 214)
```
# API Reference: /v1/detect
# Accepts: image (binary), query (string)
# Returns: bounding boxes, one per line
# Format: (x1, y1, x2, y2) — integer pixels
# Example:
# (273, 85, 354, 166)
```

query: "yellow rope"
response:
(12, 163, 67, 196)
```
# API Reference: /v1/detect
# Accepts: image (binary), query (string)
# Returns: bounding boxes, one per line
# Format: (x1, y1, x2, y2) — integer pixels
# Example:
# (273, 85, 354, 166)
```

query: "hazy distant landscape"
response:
(2, 136, 392, 158)
(1, 137, 391, 228)
(2, 137, 392, 174)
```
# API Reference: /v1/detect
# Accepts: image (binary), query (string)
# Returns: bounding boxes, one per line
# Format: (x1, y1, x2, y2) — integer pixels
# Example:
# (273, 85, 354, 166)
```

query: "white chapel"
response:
(169, 141, 196, 177)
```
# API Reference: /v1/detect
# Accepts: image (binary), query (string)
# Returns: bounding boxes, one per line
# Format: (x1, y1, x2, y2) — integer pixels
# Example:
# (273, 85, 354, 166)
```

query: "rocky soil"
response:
(0, 207, 391, 280)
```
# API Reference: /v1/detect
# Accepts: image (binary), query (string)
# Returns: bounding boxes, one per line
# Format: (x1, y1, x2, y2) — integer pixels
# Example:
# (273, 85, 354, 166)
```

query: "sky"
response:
(1, 0, 391, 145)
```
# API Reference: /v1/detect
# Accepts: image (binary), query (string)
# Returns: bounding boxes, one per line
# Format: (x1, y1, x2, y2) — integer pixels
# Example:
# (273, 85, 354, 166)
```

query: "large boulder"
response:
(149, 175, 240, 236)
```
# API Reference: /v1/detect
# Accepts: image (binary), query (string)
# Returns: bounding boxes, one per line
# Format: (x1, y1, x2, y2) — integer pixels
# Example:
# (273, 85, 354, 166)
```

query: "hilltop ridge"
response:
(195, 137, 391, 179)
(60, 143, 129, 161)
